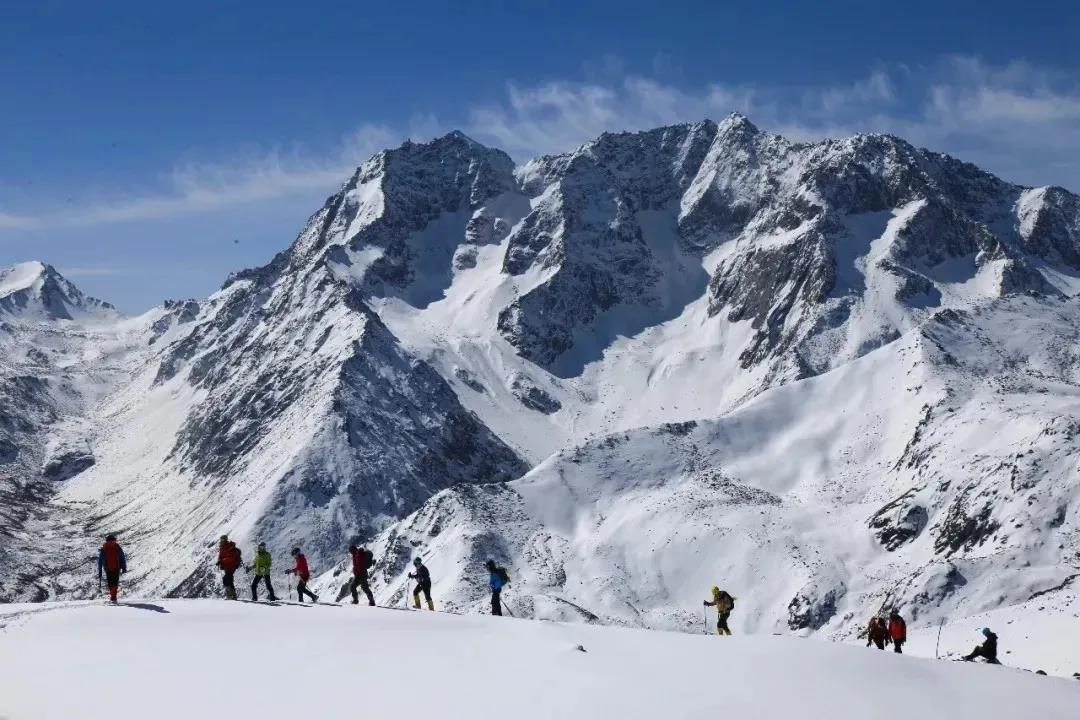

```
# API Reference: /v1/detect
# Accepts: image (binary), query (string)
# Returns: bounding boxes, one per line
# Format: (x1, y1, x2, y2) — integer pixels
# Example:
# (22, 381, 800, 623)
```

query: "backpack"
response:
(496, 567, 510, 586)
(716, 591, 734, 612)
(231, 545, 242, 568)
(364, 549, 375, 569)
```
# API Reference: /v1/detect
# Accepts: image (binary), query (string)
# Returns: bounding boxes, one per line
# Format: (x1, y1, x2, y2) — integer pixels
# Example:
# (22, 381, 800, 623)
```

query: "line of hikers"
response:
(99, 534, 1001, 664)
(212, 535, 512, 614)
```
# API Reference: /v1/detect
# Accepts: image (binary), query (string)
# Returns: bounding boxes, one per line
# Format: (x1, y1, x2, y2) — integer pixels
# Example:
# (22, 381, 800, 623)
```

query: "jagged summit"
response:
(0, 260, 117, 320)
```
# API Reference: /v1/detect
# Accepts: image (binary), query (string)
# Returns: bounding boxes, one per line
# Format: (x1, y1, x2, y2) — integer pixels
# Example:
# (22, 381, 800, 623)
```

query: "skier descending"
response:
(962, 628, 1001, 664)
(484, 559, 507, 616)
(703, 586, 735, 635)
(348, 544, 376, 606)
(248, 542, 277, 601)
(216, 535, 241, 600)
(408, 557, 434, 611)
(97, 534, 127, 604)
(285, 547, 319, 603)
(866, 615, 889, 650)
(888, 611, 907, 654)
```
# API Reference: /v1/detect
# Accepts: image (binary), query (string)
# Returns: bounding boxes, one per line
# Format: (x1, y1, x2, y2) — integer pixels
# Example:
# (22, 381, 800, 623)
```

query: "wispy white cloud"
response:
(4, 56, 1079, 233)
(0, 212, 40, 230)
(58, 266, 123, 278)
(466, 56, 1080, 190)
(1, 124, 405, 231)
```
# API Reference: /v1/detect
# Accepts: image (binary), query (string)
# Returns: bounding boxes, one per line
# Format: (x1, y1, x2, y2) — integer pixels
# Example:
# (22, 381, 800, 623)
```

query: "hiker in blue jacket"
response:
(485, 559, 507, 616)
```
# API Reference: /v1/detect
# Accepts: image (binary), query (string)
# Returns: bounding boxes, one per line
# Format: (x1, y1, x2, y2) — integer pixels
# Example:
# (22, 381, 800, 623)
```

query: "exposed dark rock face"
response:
(870, 490, 930, 551)
(509, 373, 562, 414)
(788, 583, 846, 631)
(42, 451, 95, 482)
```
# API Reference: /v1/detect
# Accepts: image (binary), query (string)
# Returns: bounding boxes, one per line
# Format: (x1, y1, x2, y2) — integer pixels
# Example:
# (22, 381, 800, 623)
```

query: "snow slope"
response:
(1, 600, 1077, 720)
(336, 295, 1080, 642)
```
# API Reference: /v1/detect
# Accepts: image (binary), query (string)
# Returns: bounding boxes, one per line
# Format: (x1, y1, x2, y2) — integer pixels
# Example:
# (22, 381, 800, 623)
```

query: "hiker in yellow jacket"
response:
(247, 542, 278, 602)
(703, 586, 735, 635)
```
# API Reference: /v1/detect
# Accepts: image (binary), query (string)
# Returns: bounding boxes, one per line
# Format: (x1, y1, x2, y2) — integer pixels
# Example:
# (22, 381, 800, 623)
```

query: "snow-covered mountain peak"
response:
(0, 260, 118, 321)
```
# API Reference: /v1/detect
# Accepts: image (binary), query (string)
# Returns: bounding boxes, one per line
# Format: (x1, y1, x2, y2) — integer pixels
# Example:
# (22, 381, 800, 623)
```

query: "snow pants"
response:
(413, 581, 434, 610)
(104, 569, 120, 602)
(491, 588, 502, 616)
(716, 612, 732, 636)
(251, 574, 276, 601)
(350, 573, 375, 606)
(295, 578, 318, 602)
(222, 570, 236, 599)
(892, 639, 905, 654)
(963, 646, 1000, 664)
(870, 637, 885, 650)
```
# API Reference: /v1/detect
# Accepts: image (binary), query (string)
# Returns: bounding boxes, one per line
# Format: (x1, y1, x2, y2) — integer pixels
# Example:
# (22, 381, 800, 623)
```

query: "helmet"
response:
(485, 559, 495, 569)
(413, 558, 422, 566)
(258, 542, 266, 548)
(291, 547, 300, 556)
(220, 535, 229, 542)
(348, 544, 357, 551)
(106, 534, 117, 542)
(982, 627, 992, 637)
(711, 586, 721, 598)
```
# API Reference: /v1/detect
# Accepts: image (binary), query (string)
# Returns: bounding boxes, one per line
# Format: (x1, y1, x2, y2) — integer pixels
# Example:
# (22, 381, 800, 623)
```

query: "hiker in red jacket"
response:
(97, 535, 127, 604)
(216, 535, 241, 600)
(285, 547, 319, 603)
(888, 611, 907, 654)
(349, 544, 376, 606)
(866, 615, 888, 650)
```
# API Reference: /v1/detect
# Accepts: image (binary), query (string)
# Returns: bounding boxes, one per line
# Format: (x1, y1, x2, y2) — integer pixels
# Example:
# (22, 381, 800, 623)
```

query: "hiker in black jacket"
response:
(962, 628, 1000, 664)
(408, 558, 434, 611)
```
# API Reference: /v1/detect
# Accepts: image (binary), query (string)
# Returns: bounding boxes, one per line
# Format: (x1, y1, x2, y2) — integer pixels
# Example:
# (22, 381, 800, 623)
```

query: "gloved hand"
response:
(702, 600, 709, 606)
(121, 569, 127, 574)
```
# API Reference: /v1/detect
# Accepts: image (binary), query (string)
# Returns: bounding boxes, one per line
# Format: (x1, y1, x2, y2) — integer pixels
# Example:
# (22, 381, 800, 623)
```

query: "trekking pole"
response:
(703, 606, 708, 635)
(935, 618, 945, 659)
(502, 594, 516, 618)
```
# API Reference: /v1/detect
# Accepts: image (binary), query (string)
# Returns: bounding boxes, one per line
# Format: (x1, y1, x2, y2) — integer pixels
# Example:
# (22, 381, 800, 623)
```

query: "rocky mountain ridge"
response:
(2, 116, 1078, 641)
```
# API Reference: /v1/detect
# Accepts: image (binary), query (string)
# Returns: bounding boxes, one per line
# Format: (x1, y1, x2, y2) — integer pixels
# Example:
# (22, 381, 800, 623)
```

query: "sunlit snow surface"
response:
(1, 600, 1077, 720)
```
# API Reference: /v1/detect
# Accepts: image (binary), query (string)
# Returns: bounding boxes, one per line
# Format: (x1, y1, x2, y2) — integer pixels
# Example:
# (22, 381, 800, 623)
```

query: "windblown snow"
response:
(2, 116, 1079, 680)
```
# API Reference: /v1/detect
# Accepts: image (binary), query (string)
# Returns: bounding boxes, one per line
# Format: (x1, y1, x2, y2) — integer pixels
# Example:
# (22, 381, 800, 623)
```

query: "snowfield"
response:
(1, 600, 1077, 720)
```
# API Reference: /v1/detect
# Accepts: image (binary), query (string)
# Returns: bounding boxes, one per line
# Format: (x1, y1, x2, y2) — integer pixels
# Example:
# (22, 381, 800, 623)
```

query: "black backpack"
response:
(496, 566, 510, 586)
(231, 545, 243, 567)
(364, 549, 375, 569)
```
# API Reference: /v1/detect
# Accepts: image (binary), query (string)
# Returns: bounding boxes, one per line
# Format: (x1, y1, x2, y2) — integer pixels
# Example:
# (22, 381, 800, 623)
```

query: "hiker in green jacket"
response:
(248, 542, 278, 601)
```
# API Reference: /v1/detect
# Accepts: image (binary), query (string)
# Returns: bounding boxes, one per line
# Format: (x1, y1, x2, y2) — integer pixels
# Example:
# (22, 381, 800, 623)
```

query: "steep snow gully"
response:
(2, 116, 1079, 680)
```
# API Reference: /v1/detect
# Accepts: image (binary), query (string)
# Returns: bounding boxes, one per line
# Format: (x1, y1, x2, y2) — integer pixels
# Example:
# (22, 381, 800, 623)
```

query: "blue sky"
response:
(2, 0, 1079, 312)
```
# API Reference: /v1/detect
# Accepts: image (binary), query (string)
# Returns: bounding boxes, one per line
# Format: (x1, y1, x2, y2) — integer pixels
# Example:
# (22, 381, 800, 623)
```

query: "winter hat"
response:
(220, 535, 229, 542)
(106, 534, 117, 542)
(291, 547, 300, 556)
(413, 557, 422, 566)
(982, 628, 992, 637)
(485, 559, 495, 569)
